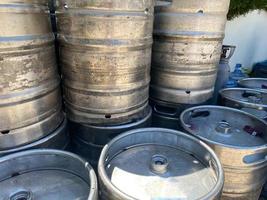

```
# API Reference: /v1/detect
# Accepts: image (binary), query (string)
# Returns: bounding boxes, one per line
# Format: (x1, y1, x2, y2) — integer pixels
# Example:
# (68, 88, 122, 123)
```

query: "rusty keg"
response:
(98, 128, 224, 200)
(181, 106, 267, 200)
(56, 0, 154, 125)
(238, 78, 267, 91)
(0, 0, 63, 148)
(150, 0, 230, 104)
(219, 88, 267, 120)
(0, 150, 98, 200)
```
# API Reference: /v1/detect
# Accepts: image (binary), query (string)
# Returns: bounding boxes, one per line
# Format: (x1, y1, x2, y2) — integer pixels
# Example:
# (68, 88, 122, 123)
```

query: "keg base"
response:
(0, 170, 89, 200)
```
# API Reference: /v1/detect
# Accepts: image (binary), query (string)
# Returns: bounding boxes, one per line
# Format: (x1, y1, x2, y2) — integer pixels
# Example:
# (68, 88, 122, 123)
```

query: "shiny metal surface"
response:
(70, 105, 152, 145)
(0, 0, 63, 147)
(0, 118, 69, 157)
(238, 78, 267, 91)
(56, 0, 154, 125)
(71, 107, 151, 169)
(150, 0, 230, 104)
(98, 128, 224, 200)
(0, 149, 98, 200)
(181, 106, 267, 200)
(219, 88, 267, 120)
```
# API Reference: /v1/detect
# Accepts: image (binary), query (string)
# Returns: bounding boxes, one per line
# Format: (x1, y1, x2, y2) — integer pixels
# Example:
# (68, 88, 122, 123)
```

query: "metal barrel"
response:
(70, 106, 152, 169)
(150, 0, 230, 105)
(0, 0, 63, 148)
(0, 149, 98, 200)
(219, 88, 267, 120)
(0, 117, 69, 157)
(56, 0, 154, 125)
(181, 106, 267, 200)
(238, 78, 267, 91)
(98, 128, 224, 200)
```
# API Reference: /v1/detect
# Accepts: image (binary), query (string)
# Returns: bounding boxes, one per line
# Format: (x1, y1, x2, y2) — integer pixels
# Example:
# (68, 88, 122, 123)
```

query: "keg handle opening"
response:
(150, 155, 169, 174)
(221, 45, 236, 60)
(243, 151, 267, 165)
(190, 110, 210, 118)
(242, 91, 263, 103)
(262, 84, 267, 89)
(154, 105, 179, 116)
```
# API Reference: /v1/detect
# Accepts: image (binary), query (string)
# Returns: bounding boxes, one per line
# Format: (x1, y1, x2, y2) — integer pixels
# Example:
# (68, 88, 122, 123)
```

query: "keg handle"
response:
(243, 149, 267, 165)
(154, 105, 179, 117)
(155, 0, 173, 7)
(242, 91, 263, 103)
(221, 45, 236, 59)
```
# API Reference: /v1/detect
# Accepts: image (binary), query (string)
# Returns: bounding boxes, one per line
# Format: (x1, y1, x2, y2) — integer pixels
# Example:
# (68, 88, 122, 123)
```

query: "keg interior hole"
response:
(1, 130, 10, 135)
(242, 91, 258, 98)
(197, 10, 204, 14)
(185, 90, 191, 94)
(10, 191, 31, 200)
(105, 114, 111, 119)
(262, 84, 267, 89)
(191, 111, 210, 118)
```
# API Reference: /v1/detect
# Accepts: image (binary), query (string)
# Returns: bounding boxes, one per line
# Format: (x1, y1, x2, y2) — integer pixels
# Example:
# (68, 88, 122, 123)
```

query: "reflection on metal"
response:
(56, 0, 154, 124)
(181, 106, 267, 200)
(0, 150, 98, 200)
(151, 0, 230, 104)
(0, 0, 63, 148)
(98, 128, 224, 200)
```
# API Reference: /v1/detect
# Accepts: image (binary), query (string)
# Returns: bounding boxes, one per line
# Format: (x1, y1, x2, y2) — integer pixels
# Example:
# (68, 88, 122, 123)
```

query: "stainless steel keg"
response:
(238, 78, 267, 91)
(151, 0, 230, 104)
(181, 106, 267, 200)
(56, 0, 154, 125)
(0, 150, 98, 200)
(98, 128, 224, 200)
(219, 88, 267, 120)
(0, 0, 63, 148)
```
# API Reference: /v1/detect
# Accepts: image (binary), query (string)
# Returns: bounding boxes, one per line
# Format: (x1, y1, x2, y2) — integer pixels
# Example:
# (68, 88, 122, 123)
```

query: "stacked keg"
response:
(150, 0, 230, 129)
(56, 0, 154, 167)
(0, 0, 68, 156)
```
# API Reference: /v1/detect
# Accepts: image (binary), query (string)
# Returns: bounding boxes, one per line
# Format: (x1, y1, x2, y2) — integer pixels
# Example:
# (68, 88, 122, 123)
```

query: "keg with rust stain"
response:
(181, 106, 267, 200)
(0, 0, 63, 149)
(98, 128, 224, 200)
(238, 78, 267, 91)
(0, 150, 98, 200)
(219, 88, 267, 120)
(150, 0, 230, 105)
(56, 0, 154, 125)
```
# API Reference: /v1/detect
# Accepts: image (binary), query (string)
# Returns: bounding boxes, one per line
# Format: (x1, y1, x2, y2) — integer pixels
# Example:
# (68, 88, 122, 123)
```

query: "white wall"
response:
(223, 10, 267, 71)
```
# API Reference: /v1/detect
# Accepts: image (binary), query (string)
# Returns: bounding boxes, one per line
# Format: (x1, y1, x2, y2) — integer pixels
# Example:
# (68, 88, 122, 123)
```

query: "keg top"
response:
(238, 78, 267, 90)
(181, 106, 267, 148)
(0, 150, 97, 200)
(99, 128, 223, 200)
(220, 88, 267, 119)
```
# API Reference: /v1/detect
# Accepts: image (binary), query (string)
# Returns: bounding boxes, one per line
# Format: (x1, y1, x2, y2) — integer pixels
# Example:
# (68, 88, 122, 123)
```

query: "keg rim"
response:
(0, 149, 98, 200)
(98, 127, 224, 200)
(180, 105, 267, 150)
(219, 88, 267, 109)
(238, 78, 267, 89)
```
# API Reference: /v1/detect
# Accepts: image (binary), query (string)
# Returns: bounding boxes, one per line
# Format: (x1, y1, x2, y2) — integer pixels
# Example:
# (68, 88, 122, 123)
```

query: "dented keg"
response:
(71, 106, 152, 168)
(0, 0, 63, 148)
(181, 106, 267, 200)
(56, 0, 154, 125)
(238, 78, 267, 90)
(0, 150, 98, 200)
(150, 0, 230, 104)
(0, 118, 69, 157)
(219, 88, 267, 120)
(98, 128, 224, 200)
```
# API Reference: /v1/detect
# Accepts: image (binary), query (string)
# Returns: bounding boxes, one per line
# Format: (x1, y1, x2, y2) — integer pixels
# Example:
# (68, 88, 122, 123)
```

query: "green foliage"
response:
(228, 0, 267, 20)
